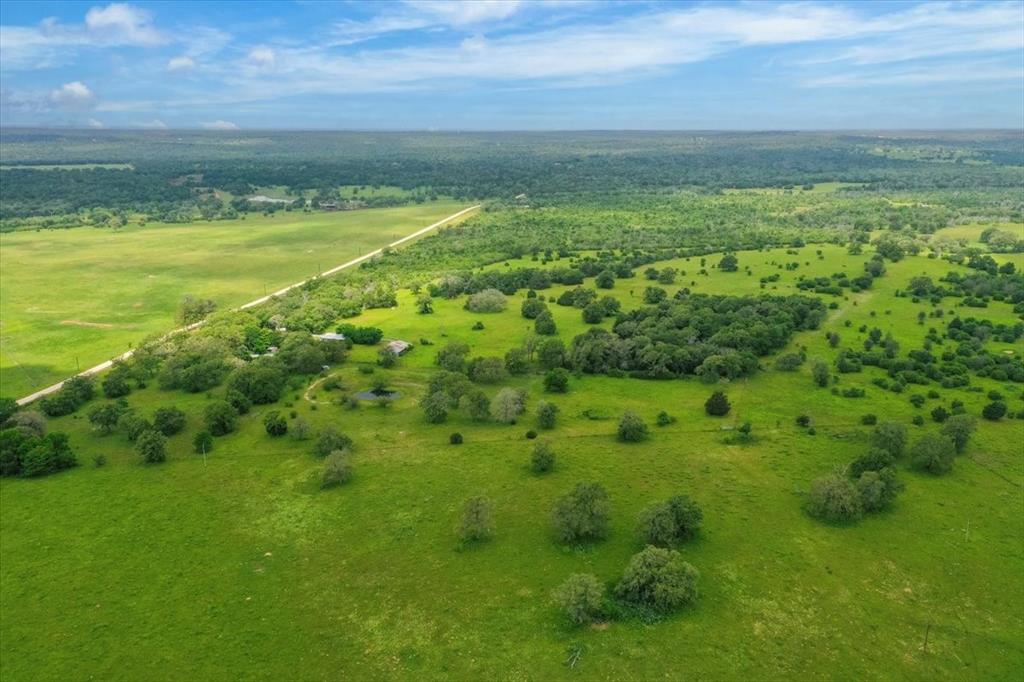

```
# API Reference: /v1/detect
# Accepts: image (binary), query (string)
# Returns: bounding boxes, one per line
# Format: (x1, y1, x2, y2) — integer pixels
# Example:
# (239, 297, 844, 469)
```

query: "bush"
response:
(637, 495, 702, 546)
(582, 302, 605, 324)
(290, 417, 312, 441)
(807, 472, 863, 523)
(2, 431, 77, 478)
(617, 411, 649, 442)
(941, 414, 977, 454)
(552, 574, 605, 625)
(490, 387, 526, 424)
(465, 288, 507, 313)
(531, 440, 555, 473)
(136, 429, 167, 464)
(192, 430, 213, 454)
(909, 432, 956, 475)
(536, 401, 559, 429)
(504, 348, 530, 375)
(848, 447, 895, 478)
(552, 482, 610, 543)
(449, 432, 463, 445)
(774, 353, 804, 371)
(203, 401, 238, 436)
(930, 406, 950, 423)
(225, 389, 252, 416)
(534, 310, 557, 335)
(521, 298, 547, 319)
(856, 468, 903, 512)
(458, 496, 494, 543)
(704, 391, 731, 416)
(614, 546, 699, 612)
(263, 411, 288, 436)
(525, 429, 538, 439)
(88, 402, 126, 435)
(795, 414, 811, 427)
(313, 426, 353, 458)
(420, 390, 450, 423)
(544, 368, 570, 393)
(468, 356, 508, 384)
(870, 422, 908, 457)
(152, 406, 186, 436)
(860, 414, 878, 425)
(336, 323, 383, 345)
(982, 401, 1007, 421)
(119, 413, 152, 442)
(6, 411, 45, 438)
(812, 361, 830, 387)
(321, 450, 353, 488)
(656, 411, 676, 426)
(227, 363, 286, 404)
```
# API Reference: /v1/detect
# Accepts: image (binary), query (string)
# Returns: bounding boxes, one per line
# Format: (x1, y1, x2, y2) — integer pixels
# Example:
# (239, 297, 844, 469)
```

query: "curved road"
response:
(16, 204, 480, 406)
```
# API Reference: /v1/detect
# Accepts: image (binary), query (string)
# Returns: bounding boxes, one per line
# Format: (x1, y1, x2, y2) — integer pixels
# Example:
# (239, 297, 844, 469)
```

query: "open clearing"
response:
(0, 201, 467, 397)
(2, 243, 1021, 680)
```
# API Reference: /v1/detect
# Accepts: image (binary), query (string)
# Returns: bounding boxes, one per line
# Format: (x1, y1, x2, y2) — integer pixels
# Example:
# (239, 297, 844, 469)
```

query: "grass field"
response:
(2, 243, 1021, 680)
(0, 201, 468, 398)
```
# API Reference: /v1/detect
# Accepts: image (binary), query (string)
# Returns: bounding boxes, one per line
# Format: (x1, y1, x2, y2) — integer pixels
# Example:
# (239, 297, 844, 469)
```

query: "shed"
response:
(386, 339, 412, 355)
(314, 332, 346, 342)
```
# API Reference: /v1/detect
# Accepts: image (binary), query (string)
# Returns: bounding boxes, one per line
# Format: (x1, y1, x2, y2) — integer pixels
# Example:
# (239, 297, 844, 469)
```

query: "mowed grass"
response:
(2, 244, 1022, 680)
(0, 201, 468, 397)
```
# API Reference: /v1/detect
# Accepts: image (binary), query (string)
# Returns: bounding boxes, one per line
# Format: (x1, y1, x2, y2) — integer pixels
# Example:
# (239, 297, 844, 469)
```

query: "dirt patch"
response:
(60, 319, 115, 328)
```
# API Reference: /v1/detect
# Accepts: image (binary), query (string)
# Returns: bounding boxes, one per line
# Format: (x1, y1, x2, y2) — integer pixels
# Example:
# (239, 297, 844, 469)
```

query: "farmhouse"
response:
(386, 339, 412, 355)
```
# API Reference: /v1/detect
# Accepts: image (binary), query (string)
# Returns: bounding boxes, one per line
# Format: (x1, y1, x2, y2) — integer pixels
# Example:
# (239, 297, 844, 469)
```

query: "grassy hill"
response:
(2, 242, 1021, 680)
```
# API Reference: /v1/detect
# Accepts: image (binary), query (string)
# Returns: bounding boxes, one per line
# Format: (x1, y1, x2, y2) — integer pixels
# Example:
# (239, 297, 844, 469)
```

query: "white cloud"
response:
(167, 55, 196, 71)
(87, 117, 105, 128)
(247, 46, 276, 68)
(411, 0, 524, 27)
(135, 118, 168, 129)
(49, 81, 96, 109)
(200, 119, 238, 130)
(84, 3, 165, 46)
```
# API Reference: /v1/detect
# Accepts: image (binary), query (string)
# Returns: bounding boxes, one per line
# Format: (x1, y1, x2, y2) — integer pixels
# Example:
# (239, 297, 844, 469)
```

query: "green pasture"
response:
(2, 244, 1021, 680)
(0, 201, 467, 397)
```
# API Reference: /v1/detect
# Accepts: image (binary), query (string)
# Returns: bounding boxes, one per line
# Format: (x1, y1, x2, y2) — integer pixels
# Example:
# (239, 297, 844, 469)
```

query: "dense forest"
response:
(1, 130, 1022, 224)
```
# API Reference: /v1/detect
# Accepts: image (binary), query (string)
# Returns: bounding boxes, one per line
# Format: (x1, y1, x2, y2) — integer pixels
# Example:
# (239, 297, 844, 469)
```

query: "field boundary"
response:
(15, 204, 481, 406)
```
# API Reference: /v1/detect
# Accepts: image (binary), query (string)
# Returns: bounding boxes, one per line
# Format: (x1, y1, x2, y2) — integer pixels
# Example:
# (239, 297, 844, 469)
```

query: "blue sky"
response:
(1, 1, 1022, 130)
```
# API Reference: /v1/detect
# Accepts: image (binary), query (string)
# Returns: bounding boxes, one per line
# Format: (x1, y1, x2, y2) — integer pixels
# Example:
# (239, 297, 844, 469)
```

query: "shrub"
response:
(552, 574, 605, 625)
(468, 356, 508, 384)
(982, 401, 1007, 421)
(435, 342, 470, 372)
(941, 414, 977, 454)
(420, 390, 450, 423)
(704, 391, 731, 416)
(870, 422, 908, 457)
(88, 402, 125, 435)
(637, 495, 702, 546)
(227, 363, 285, 404)
(774, 353, 804, 371)
(531, 440, 555, 473)
(848, 448, 895, 478)
(909, 433, 956, 475)
(807, 472, 863, 523)
(504, 348, 530, 375)
(544, 368, 570, 393)
(534, 310, 557, 335)
(812, 361, 830, 387)
(289, 417, 312, 441)
(521, 298, 547, 319)
(321, 450, 353, 488)
(313, 426, 353, 458)
(614, 546, 699, 612)
(490, 387, 527, 424)
(465, 288, 507, 313)
(461, 390, 491, 422)
(225, 389, 252, 415)
(152, 406, 186, 436)
(449, 432, 463, 445)
(16, 432, 77, 478)
(860, 414, 878, 425)
(192, 430, 213, 454)
(6, 411, 46, 438)
(119, 413, 152, 442)
(525, 429, 538, 439)
(336, 323, 383, 345)
(582, 302, 605, 324)
(203, 401, 237, 436)
(537, 338, 566, 369)
(136, 429, 167, 464)
(617, 411, 649, 442)
(536, 401, 559, 429)
(263, 411, 288, 436)
(656, 411, 676, 426)
(552, 482, 610, 543)
(795, 414, 811, 427)
(377, 347, 397, 368)
(930, 406, 950, 423)
(458, 496, 494, 543)
(856, 468, 903, 512)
